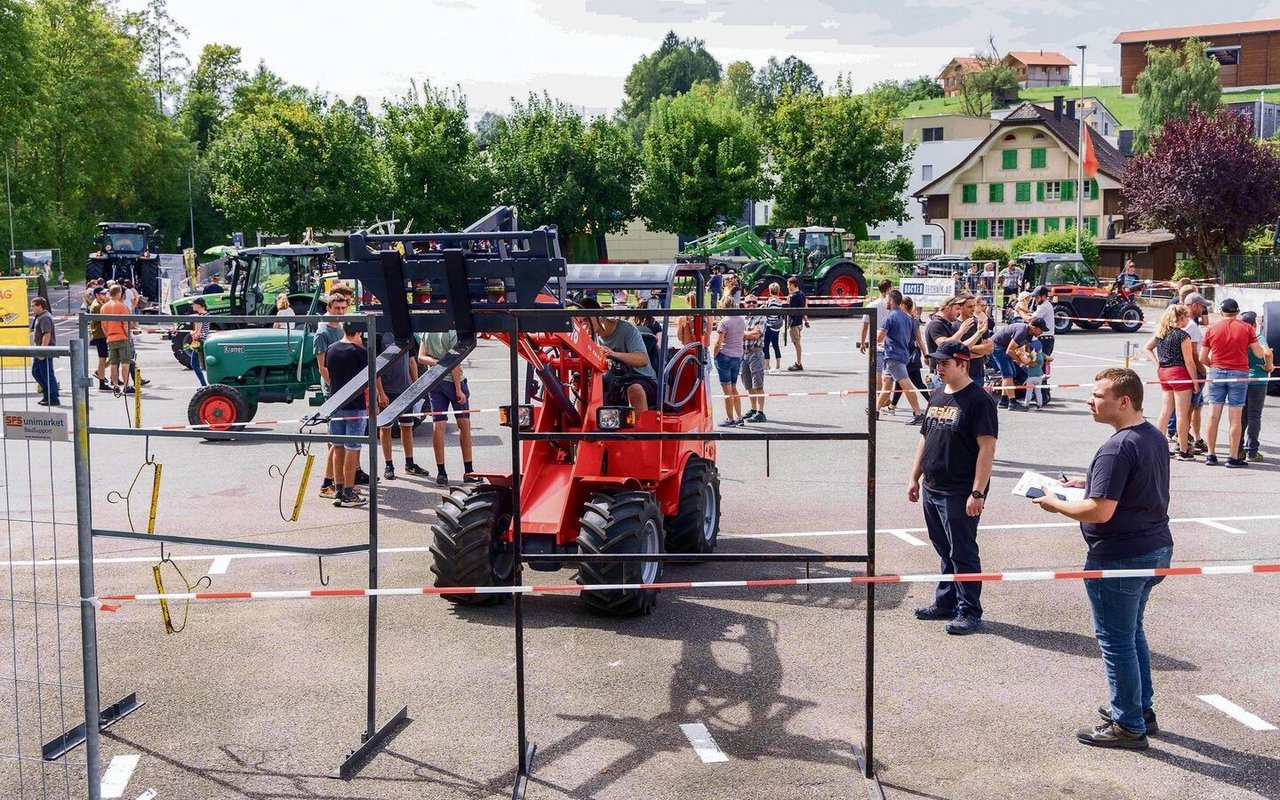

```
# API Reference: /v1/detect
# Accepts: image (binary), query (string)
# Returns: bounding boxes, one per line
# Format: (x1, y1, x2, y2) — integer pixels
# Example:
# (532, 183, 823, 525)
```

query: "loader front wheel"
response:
(576, 491, 663, 616)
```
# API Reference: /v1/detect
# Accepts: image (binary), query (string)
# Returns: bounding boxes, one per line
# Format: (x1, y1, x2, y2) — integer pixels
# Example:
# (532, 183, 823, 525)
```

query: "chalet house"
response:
(913, 98, 1129, 256)
(1002, 51, 1076, 89)
(1115, 18, 1280, 93)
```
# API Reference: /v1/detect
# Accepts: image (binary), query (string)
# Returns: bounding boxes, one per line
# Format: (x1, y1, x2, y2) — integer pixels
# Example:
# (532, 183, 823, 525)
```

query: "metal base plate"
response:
(511, 741, 537, 800)
(852, 744, 885, 800)
(42, 692, 144, 761)
(329, 705, 410, 780)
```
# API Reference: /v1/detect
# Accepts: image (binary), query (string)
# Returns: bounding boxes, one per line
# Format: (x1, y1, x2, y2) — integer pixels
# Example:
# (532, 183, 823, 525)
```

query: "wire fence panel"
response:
(0, 345, 86, 799)
(1218, 254, 1280, 288)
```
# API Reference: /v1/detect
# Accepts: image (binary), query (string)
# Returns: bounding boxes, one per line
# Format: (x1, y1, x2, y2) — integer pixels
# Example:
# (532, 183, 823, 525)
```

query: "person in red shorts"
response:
(1143, 305, 1197, 460)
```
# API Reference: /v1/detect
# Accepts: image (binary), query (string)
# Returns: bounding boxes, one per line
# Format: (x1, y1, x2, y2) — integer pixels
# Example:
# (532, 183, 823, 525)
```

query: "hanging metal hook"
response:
(317, 556, 331, 587)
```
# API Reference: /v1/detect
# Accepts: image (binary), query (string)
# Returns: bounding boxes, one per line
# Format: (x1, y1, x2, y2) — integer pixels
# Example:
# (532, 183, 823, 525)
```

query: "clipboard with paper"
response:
(1012, 471, 1086, 502)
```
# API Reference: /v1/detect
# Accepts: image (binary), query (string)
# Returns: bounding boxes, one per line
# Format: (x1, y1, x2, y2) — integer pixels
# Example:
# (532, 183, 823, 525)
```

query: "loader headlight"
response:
(499, 404, 533, 430)
(596, 406, 636, 430)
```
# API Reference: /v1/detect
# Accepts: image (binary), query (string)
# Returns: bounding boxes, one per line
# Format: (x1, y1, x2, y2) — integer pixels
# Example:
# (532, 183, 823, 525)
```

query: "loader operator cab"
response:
(575, 296, 658, 413)
(226, 245, 331, 317)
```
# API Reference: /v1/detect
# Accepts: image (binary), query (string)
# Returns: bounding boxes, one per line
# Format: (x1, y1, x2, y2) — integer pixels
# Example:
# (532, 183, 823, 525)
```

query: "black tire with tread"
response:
(187, 384, 249, 436)
(817, 263, 866, 300)
(171, 330, 193, 368)
(664, 458, 720, 555)
(429, 485, 515, 605)
(1053, 306, 1073, 335)
(576, 490, 663, 616)
(1075, 319, 1104, 330)
(1108, 304, 1144, 333)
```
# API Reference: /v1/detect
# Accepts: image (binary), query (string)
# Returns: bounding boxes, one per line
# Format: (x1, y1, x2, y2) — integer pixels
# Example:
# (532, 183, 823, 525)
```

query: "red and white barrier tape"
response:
(92, 561, 1280, 609)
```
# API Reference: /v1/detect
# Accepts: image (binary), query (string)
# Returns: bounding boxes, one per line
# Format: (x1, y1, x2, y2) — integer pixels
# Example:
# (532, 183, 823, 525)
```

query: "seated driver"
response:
(578, 297, 657, 413)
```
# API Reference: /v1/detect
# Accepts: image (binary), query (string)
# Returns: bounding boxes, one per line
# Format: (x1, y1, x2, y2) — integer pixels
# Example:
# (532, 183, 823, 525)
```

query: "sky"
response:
(128, 0, 1280, 119)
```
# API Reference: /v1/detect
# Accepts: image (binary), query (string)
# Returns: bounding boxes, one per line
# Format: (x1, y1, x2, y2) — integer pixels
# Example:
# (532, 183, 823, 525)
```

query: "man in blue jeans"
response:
(1034, 368, 1173, 750)
(907, 341, 998, 635)
(325, 322, 386, 507)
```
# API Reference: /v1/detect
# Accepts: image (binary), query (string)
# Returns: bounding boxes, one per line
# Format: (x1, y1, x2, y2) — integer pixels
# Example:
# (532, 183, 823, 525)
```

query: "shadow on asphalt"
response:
(1144, 731, 1280, 800)
(978, 620, 1199, 672)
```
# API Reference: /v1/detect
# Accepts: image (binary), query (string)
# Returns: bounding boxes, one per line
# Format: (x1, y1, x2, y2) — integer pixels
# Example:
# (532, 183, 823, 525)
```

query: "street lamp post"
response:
(1076, 44, 1086, 254)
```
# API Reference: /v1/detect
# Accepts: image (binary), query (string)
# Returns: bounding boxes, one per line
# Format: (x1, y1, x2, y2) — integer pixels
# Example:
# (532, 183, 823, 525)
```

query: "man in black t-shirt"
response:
(785, 276, 809, 371)
(924, 296, 965, 387)
(325, 323, 387, 507)
(907, 340, 998, 635)
(376, 331, 428, 481)
(1033, 368, 1173, 751)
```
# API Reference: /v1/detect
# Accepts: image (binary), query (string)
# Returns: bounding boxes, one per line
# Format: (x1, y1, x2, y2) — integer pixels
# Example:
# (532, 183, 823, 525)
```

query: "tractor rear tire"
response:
(1075, 319, 1104, 330)
(1053, 306, 1073, 335)
(430, 485, 516, 606)
(576, 490, 663, 616)
(187, 384, 249, 437)
(171, 330, 193, 368)
(664, 458, 720, 555)
(818, 264, 866, 304)
(1108, 304, 1144, 333)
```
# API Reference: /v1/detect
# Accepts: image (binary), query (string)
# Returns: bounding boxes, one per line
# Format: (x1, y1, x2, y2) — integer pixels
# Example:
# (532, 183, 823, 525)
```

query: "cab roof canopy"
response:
(98, 222, 154, 232)
(236, 245, 333, 258)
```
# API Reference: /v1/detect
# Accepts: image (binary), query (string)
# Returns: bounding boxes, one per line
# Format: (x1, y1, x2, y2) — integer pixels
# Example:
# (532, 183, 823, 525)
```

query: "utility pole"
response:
(187, 165, 196, 252)
(1075, 44, 1086, 254)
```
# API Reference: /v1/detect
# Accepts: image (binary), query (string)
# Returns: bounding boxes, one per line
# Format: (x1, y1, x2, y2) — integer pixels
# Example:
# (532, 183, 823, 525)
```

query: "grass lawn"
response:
(897, 85, 1280, 129)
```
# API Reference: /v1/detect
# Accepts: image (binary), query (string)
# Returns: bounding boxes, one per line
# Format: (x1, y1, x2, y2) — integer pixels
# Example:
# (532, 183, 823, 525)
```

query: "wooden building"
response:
(1115, 18, 1280, 93)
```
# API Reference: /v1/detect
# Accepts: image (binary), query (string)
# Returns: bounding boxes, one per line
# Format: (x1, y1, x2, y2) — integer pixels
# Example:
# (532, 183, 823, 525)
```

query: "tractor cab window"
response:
(1040, 260, 1098, 287)
(106, 232, 144, 253)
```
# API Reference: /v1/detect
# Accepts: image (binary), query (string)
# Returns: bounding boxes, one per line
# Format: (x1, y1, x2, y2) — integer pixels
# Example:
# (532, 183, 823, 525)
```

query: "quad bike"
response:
(314, 209, 721, 616)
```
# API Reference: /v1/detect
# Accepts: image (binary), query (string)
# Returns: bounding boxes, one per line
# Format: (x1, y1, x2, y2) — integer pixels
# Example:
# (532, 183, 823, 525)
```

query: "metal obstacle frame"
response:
(497, 302, 883, 800)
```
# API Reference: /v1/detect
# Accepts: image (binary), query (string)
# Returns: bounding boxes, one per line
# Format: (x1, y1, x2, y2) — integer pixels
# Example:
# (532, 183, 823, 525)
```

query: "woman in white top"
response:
(272, 293, 297, 329)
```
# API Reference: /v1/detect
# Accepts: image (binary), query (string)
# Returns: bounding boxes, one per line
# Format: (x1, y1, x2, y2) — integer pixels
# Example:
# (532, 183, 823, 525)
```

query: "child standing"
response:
(1024, 340, 1051, 409)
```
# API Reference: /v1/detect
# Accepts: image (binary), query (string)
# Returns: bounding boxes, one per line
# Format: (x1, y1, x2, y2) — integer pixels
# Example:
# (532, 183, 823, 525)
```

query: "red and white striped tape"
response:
(92, 561, 1280, 609)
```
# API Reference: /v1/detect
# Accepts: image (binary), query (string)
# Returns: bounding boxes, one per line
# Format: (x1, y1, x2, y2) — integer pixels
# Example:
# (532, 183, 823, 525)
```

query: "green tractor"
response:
(86, 222, 163, 301)
(679, 224, 867, 300)
(167, 244, 332, 368)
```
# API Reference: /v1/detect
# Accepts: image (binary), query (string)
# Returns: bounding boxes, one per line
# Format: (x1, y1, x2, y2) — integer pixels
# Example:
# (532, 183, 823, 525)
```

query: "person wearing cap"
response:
(1236, 310, 1273, 462)
(1033, 367, 1173, 750)
(88, 286, 111, 391)
(923, 295, 964, 390)
(875, 289, 925, 424)
(990, 317, 1049, 410)
(997, 259, 1023, 310)
(1199, 298, 1267, 467)
(906, 339, 998, 636)
(187, 297, 210, 387)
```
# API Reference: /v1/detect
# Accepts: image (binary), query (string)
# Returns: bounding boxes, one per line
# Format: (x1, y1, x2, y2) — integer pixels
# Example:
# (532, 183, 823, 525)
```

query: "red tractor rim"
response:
(829, 275, 860, 306)
(198, 396, 236, 430)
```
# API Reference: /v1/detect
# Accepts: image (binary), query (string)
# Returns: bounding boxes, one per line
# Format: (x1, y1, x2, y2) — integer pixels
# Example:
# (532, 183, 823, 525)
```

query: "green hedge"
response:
(1008, 229, 1099, 266)
(969, 241, 1010, 266)
(855, 236, 915, 264)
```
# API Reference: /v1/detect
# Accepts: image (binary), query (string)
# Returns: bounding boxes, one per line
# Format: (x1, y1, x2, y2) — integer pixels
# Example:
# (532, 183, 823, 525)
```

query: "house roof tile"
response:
(1114, 18, 1280, 44)
(1005, 51, 1077, 67)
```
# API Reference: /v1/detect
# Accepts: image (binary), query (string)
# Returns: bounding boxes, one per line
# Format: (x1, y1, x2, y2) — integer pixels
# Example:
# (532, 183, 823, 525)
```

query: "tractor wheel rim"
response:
(491, 513, 515, 582)
(829, 275, 859, 301)
(199, 397, 235, 429)
(701, 482, 717, 546)
(640, 518, 660, 584)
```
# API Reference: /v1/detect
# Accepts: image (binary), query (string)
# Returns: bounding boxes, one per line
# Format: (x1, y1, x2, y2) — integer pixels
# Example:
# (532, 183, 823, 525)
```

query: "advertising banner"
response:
(0, 277, 31, 367)
(898, 277, 955, 308)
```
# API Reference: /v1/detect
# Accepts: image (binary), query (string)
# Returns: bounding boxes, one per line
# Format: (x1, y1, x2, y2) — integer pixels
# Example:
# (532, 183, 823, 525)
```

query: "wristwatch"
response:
(970, 490, 986, 500)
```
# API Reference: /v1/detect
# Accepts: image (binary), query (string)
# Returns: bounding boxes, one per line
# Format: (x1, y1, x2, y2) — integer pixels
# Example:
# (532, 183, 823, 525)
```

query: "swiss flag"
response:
(1081, 124, 1100, 178)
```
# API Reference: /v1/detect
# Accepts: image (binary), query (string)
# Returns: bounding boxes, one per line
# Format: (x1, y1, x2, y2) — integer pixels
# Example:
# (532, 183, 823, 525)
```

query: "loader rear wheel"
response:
(576, 491, 663, 616)
(664, 458, 720, 555)
(171, 330, 194, 368)
(430, 485, 515, 605)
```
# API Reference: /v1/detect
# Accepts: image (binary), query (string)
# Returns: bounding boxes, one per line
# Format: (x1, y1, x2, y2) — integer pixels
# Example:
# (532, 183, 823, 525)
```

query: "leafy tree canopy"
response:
(754, 55, 823, 113)
(1134, 37, 1221, 153)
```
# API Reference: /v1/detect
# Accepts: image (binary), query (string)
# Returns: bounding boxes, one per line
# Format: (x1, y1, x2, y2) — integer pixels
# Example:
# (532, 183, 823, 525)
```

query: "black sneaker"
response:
(435, 473, 449, 486)
(750, 411, 767, 423)
(1225, 457, 1247, 469)
(945, 615, 983, 635)
(98, 380, 112, 392)
(1098, 704, 1159, 735)
(742, 409, 760, 422)
(403, 463, 429, 477)
(463, 474, 484, 484)
(907, 413, 926, 426)
(997, 398, 1010, 409)
(383, 464, 396, 480)
(334, 491, 368, 508)
(355, 470, 370, 486)
(1076, 720, 1148, 750)
(1193, 439, 1208, 454)
(786, 363, 803, 372)
(914, 605, 957, 621)
(1205, 454, 1219, 466)
(1177, 450, 1195, 461)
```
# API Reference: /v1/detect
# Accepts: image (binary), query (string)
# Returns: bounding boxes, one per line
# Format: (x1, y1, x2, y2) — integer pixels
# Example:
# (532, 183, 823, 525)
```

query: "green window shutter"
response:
(989, 183, 1004, 203)
(1036, 181, 1045, 201)
(954, 219, 963, 240)
(1003, 219, 1014, 238)
(1030, 218, 1039, 234)
(1090, 179, 1099, 200)
(962, 184, 977, 203)
(977, 219, 989, 239)
(1064, 217, 1074, 230)
(1045, 217, 1059, 231)
(1062, 180, 1074, 201)
(1031, 148, 1046, 168)
(1015, 182, 1030, 202)
(1089, 217, 1099, 236)
(1002, 149, 1018, 170)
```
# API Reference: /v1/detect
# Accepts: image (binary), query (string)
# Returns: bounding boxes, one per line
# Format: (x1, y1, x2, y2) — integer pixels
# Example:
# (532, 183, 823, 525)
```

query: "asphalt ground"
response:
(2, 310, 1279, 800)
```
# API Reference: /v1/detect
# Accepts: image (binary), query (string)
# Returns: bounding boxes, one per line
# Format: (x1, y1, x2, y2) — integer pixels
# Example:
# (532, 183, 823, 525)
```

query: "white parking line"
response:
(679, 723, 729, 764)
(100, 754, 140, 798)
(1197, 694, 1278, 731)
(1197, 519, 1246, 534)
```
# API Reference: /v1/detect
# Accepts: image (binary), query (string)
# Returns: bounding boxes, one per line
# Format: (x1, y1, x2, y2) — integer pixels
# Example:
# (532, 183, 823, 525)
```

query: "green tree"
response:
(1134, 37, 1221, 153)
(723, 60, 757, 110)
(474, 110, 506, 151)
(865, 75, 943, 115)
(754, 55, 823, 113)
(487, 94, 638, 244)
(1009, 230, 1100, 266)
(765, 78, 913, 240)
(636, 85, 770, 236)
(121, 0, 188, 112)
(206, 99, 386, 240)
(954, 57, 1019, 117)
(230, 60, 309, 119)
(380, 81, 492, 231)
(620, 31, 721, 136)
(0, 0, 36, 150)
(178, 44, 247, 151)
